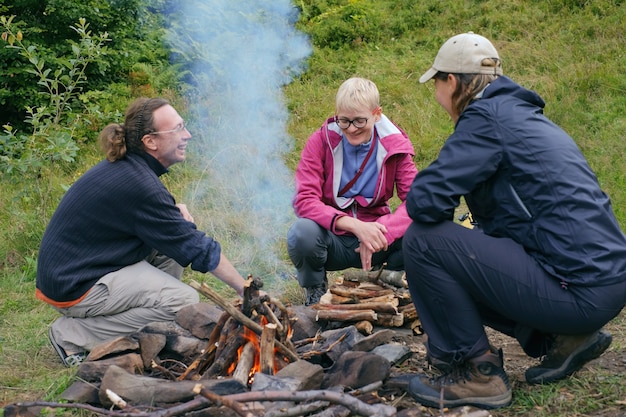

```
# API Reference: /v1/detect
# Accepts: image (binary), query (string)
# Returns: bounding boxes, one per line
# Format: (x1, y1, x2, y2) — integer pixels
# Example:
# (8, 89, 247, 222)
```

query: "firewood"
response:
(177, 341, 216, 381)
(202, 332, 246, 379)
(377, 270, 407, 288)
(213, 316, 239, 360)
(320, 292, 358, 304)
(409, 319, 423, 335)
(355, 320, 374, 335)
(373, 313, 404, 327)
(193, 383, 254, 417)
(232, 342, 256, 386)
(99, 365, 246, 407)
(260, 323, 277, 375)
(312, 301, 398, 314)
(261, 301, 284, 334)
(398, 303, 417, 320)
(355, 293, 397, 304)
(315, 309, 377, 322)
(225, 390, 396, 417)
(242, 275, 263, 317)
(329, 285, 393, 299)
(342, 268, 407, 288)
(189, 280, 299, 363)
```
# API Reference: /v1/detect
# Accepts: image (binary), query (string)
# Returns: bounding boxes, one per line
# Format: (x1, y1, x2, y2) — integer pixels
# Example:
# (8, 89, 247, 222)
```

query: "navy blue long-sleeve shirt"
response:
(36, 152, 221, 302)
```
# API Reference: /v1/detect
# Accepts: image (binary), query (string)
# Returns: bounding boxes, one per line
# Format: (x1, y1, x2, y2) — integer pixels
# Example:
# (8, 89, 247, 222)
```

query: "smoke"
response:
(164, 1, 312, 282)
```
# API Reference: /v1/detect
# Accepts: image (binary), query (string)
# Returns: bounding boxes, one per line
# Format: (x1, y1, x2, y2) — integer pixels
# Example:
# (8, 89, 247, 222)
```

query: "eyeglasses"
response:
(151, 123, 187, 135)
(335, 116, 368, 129)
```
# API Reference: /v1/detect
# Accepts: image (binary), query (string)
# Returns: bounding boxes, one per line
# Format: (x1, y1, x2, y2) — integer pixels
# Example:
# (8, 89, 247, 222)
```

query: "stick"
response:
(224, 390, 396, 417)
(193, 384, 255, 417)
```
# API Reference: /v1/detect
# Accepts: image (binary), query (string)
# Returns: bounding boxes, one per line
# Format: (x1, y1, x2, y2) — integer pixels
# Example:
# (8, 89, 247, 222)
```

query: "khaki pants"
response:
(49, 254, 199, 353)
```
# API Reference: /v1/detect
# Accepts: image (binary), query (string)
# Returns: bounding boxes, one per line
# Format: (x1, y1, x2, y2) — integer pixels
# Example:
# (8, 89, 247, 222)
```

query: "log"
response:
(398, 303, 417, 320)
(189, 280, 299, 363)
(409, 319, 423, 335)
(98, 365, 246, 407)
(328, 285, 393, 299)
(355, 320, 374, 335)
(320, 292, 358, 304)
(312, 300, 398, 314)
(232, 342, 256, 386)
(315, 309, 377, 322)
(260, 323, 277, 375)
(342, 269, 407, 288)
(202, 331, 246, 379)
(373, 313, 404, 327)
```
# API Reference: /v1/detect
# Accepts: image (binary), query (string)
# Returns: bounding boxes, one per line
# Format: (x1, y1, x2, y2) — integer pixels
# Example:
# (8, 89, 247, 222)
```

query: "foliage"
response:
(0, 0, 173, 129)
(0, 16, 108, 175)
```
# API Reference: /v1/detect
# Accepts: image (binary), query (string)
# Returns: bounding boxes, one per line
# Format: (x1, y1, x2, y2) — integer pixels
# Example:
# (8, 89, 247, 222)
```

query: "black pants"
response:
(403, 221, 625, 364)
(287, 218, 404, 288)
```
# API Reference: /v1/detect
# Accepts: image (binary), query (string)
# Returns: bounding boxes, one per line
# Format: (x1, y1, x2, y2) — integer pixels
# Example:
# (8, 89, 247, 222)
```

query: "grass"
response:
(2, 0, 626, 415)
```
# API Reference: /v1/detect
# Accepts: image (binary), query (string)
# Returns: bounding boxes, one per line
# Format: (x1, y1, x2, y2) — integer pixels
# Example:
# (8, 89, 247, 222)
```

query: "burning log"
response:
(232, 342, 256, 386)
(260, 323, 277, 375)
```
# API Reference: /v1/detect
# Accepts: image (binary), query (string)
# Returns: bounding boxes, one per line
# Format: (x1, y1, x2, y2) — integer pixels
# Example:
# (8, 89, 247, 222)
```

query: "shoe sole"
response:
(48, 327, 86, 367)
(410, 390, 513, 410)
(525, 331, 612, 385)
(48, 327, 70, 367)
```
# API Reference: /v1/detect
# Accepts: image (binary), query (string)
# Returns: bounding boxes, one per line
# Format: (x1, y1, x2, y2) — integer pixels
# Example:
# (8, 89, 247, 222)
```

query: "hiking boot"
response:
(48, 327, 87, 367)
(525, 329, 612, 385)
(408, 348, 512, 409)
(305, 281, 327, 306)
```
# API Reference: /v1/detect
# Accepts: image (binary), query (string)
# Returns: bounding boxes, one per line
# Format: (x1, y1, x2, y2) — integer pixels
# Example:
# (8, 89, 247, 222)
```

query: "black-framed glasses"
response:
(151, 122, 187, 135)
(335, 116, 368, 129)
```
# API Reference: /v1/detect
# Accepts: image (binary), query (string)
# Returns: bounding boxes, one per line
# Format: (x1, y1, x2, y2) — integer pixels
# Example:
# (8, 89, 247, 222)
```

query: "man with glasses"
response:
(287, 77, 418, 305)
(37, 97, 247, 366)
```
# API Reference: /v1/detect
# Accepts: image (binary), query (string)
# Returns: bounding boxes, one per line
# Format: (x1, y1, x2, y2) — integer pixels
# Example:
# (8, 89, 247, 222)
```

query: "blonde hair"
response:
(99, 97, 169, 162)
(335, 77, 380, 113)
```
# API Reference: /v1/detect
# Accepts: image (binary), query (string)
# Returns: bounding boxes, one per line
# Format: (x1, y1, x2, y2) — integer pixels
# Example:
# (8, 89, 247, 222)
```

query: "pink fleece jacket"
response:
(293, 115, 418, 245)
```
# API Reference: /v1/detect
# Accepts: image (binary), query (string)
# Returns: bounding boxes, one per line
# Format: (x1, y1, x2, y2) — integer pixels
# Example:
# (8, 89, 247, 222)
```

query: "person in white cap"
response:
(402, 32, 626, 409)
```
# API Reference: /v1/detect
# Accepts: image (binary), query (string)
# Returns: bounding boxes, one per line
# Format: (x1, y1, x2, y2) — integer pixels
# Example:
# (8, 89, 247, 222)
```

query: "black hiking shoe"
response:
(525, 329, 612, 385)
(408, 348, 512, 410)
(305, 281, 328, 306)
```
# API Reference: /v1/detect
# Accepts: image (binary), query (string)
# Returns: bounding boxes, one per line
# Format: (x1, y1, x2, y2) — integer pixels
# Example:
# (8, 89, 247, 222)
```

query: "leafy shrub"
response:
(0, 16, 108, 176)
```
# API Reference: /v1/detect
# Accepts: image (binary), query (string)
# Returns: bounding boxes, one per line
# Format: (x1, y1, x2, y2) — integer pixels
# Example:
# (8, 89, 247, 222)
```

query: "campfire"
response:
(184, 276, 299, 384)
(6, 271, 441, 417)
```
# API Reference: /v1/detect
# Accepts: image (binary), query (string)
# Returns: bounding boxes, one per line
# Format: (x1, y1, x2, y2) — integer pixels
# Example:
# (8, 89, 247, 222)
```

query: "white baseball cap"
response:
(419, 32, 502, 83)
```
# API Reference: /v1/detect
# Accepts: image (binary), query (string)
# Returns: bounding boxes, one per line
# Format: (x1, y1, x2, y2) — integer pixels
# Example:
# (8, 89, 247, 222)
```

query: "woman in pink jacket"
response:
(288, 77, 418, 305)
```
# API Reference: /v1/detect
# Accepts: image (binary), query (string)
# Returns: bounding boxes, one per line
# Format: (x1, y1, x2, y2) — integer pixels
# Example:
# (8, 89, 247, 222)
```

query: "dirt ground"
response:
(382, 313, 626, 417)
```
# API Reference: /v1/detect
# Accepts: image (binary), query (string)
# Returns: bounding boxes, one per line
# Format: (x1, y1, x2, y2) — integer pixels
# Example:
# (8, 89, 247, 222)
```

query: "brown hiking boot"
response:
(525, 329, 612, 385)
(408, 348, 512, 409)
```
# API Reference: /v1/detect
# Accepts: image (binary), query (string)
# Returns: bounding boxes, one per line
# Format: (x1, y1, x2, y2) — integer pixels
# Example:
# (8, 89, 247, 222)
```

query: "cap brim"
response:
(419, 67, 438, 83)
